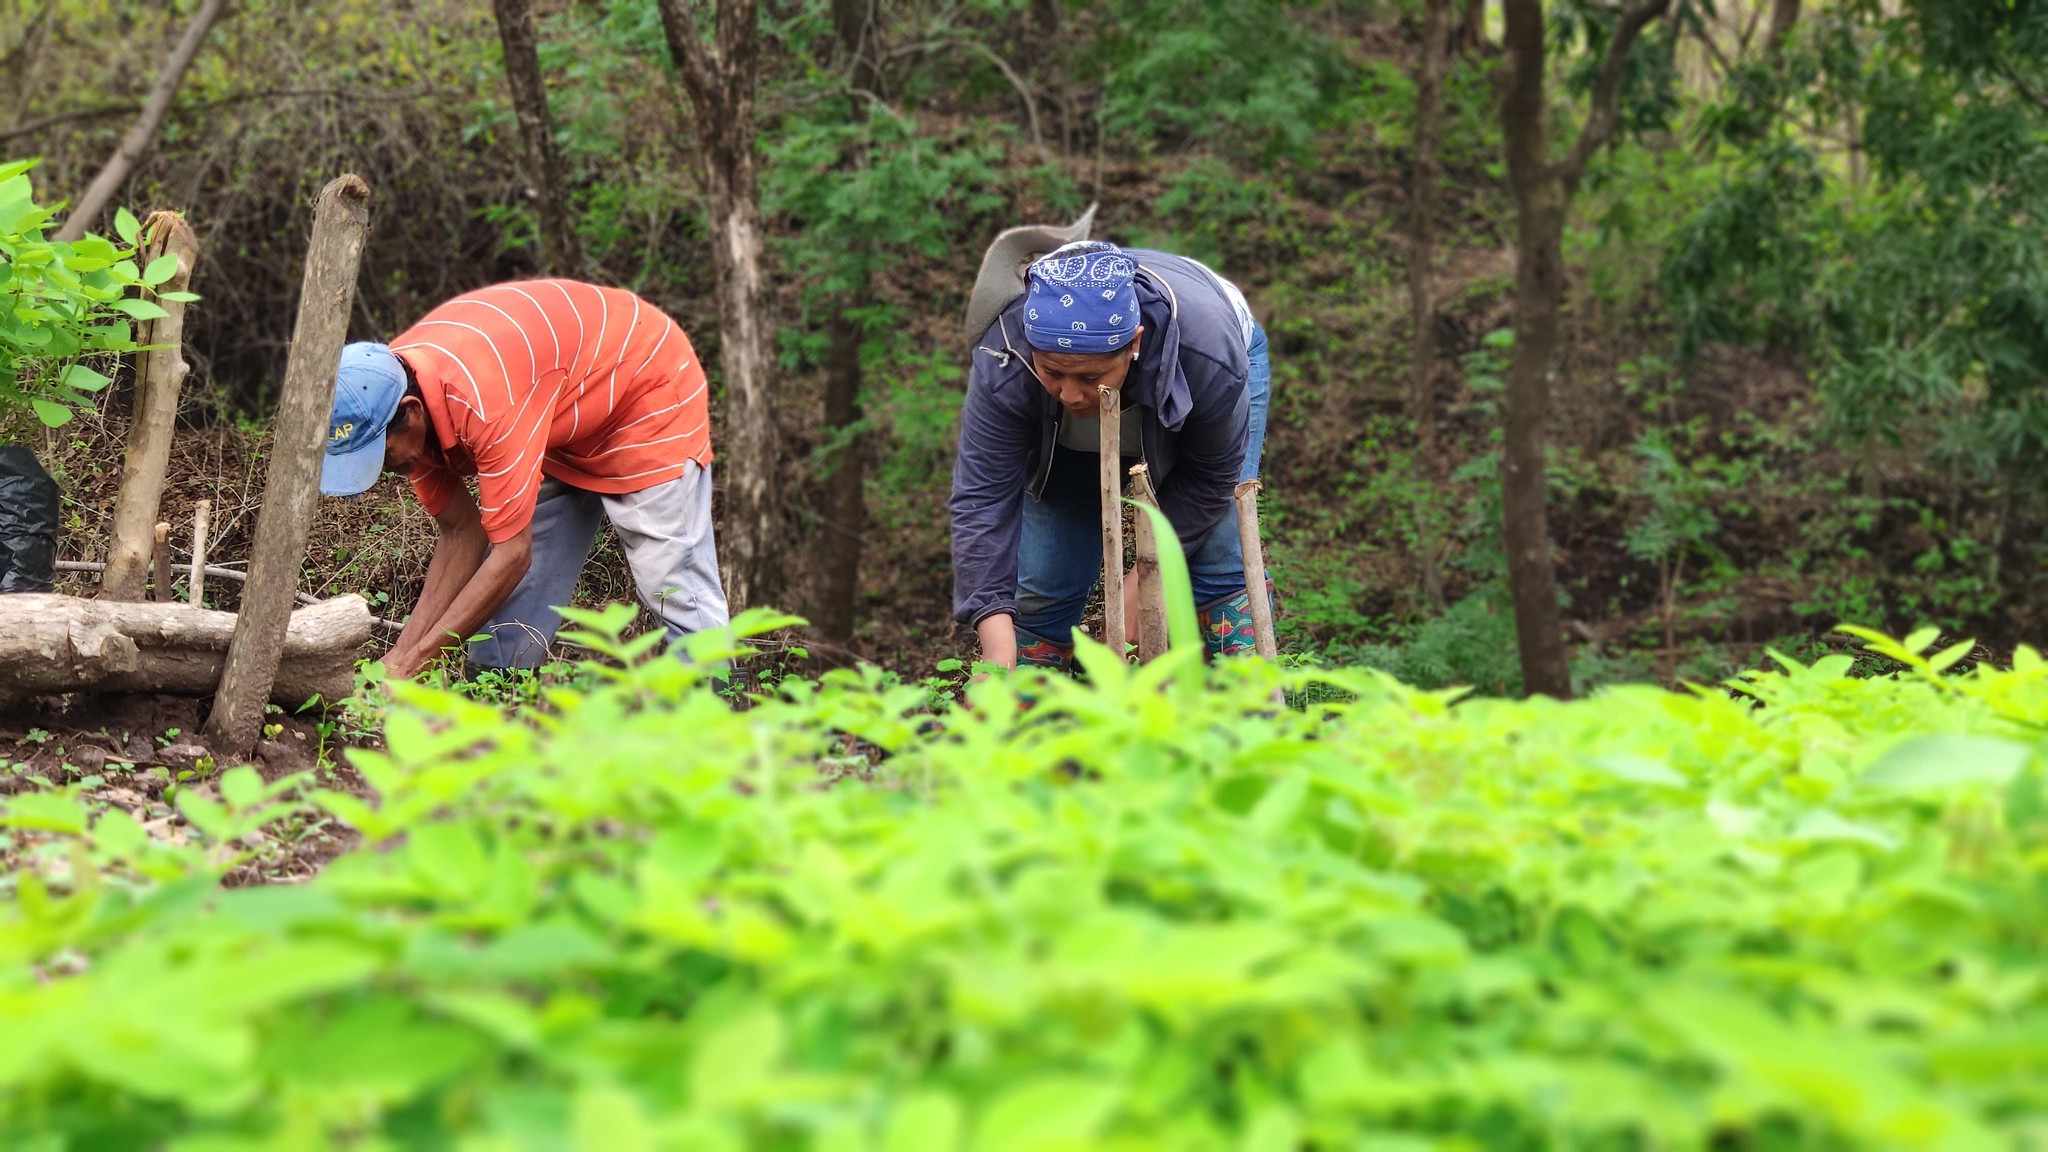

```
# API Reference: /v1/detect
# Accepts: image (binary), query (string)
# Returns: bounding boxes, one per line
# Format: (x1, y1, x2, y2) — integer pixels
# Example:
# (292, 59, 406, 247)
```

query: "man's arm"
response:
(393, 488, 487, 660)
(950, 347, 1036, 667)
(385, 493, 534, 679)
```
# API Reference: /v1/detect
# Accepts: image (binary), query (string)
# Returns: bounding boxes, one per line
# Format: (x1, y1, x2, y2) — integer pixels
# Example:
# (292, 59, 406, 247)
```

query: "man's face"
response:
(1030, 328, 1143, 417)
(381, 397, 431, 476)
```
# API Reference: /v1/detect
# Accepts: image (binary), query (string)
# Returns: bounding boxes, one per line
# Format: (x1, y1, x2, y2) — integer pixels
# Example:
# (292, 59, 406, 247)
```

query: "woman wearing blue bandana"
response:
(950, 240, 1273, 670)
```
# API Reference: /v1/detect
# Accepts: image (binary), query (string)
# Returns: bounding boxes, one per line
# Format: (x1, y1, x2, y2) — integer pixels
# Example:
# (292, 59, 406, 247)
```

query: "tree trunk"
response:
(1408, 0, 1451, 612)
(811, 309, 867, 648)
(655, 0, 782, 614)
(805, 0, 876, 652)
(0, 2, 56, 134)
(1494, 0, 1668, 699)
(0, 593, 368, 707)
(1456, 0, 1487, 53)
(205, 174, 370, 754)
(490, 0, 584, 274)
(54, 0, 225, 242)
(102, 211, 198, 601)
(1764, 0, 1800, 54)
(1499, 0, 1573, 698)
(1098, 384, 1125, 654)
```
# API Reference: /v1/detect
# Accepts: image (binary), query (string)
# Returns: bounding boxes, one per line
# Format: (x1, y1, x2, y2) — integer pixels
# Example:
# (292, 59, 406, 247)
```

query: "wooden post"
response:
(151, 522, 172, 602)
(1233, 480, 1279, 659)
(205, 175, 370, 755)
(1128, 462, 1168, 661)
(102, 211, 199, 601)
(188, 498, 211, 606)
(1098, 386, 1125, 656)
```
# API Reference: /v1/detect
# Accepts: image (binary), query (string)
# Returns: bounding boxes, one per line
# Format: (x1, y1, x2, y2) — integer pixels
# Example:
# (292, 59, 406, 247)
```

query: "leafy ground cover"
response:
(1, 613, 2043, 1150)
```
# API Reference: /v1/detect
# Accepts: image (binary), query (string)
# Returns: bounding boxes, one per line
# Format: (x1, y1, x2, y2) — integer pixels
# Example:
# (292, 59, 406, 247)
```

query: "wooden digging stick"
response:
(188, 498, 211, 606)
(102, 211, 199, 601)
(1128, 462, 1168, 661)
(1233, 480, 1279, 659)
(205, 174, 370, 755)
(1098, 386, 1125, 656)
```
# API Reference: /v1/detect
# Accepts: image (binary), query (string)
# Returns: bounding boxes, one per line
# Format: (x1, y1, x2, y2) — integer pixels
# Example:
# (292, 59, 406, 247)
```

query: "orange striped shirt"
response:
(392, 279, 712, 543)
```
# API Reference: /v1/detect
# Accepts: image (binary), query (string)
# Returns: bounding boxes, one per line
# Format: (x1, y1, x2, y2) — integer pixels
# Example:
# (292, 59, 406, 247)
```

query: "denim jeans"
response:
(1015, 322, 1270, 642)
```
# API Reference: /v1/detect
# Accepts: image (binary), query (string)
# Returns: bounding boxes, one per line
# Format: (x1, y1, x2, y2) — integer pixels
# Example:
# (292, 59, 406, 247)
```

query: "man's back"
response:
(395, 279, 711, 542)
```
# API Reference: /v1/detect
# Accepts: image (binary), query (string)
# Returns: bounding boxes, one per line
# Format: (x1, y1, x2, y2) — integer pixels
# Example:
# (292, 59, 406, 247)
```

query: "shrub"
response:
(0, 159, 175, 430)
(1, 618, 2044, 1148)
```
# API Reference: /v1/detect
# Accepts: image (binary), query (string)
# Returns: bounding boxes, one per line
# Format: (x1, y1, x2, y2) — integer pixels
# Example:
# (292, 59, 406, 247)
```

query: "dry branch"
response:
(53, 0, 226, 242)
(151, 522, 172, 602)
(1098, 386, 1126, 655)
(0, 593, 370, 707)
(206, 174, 370, 754)
(188, 498, 211, 606)
(102, 211, 199, 601)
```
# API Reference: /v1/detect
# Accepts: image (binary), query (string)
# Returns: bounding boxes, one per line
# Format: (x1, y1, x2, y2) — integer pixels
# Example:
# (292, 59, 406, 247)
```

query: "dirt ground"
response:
(0, 691, 376, 885)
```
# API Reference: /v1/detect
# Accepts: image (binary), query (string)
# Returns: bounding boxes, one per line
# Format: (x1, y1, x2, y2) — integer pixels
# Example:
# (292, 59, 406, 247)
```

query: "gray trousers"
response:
(469, 461, 731, 669)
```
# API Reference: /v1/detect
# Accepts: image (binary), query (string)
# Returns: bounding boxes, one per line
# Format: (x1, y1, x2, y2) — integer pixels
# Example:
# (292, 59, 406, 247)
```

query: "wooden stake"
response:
(1233, 479, 1279, 659)
(188, 498, 211, 606)
(151, 521, 172, 602)
(102, 211, 199, 601)
(1128, 462, 1168, 661)
(205, 174, 370, 755)
(1097, 386, 1125, 656)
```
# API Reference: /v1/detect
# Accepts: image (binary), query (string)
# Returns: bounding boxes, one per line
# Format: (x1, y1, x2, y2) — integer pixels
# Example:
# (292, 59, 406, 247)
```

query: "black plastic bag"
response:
(0, 443, 59, 593)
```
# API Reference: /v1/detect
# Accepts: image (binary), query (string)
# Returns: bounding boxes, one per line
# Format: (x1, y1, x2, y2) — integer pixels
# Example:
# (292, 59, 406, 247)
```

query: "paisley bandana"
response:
(1021, 240, 1140, 354)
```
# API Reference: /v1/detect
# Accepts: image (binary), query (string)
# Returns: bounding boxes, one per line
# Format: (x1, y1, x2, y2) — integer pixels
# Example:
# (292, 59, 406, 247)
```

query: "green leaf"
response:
(60, 362, 111, 392)
(1591, 754, 1689, 788)
(689, 1004, 783, 1110)
(158, 290, 201, 303)
(114, 207, 140, 245)
(142, 253, 181, 286)
(572, 1084, 655, 1152)
(111, 297, 169, 321)
(1858, 734, 2031, 792)
(885, 1092, 964, 1152)
(218, 766, 264, 811)
(30, 398, 72, 427)
(971, 1078, 1118, 1152)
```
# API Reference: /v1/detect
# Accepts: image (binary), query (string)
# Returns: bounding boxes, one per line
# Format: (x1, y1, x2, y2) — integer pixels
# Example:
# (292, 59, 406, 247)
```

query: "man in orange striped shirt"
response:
(318, 279, 729, 679)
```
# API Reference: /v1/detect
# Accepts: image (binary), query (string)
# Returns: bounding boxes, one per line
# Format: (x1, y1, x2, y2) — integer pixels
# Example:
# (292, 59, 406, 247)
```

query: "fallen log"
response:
(0, 593, 370, 707)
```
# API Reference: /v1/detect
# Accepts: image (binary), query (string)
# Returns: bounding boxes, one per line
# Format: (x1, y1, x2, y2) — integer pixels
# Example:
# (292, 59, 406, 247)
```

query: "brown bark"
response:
(1233, 481, 1279, 659)
(1764, 0, 1800, 55)
(811, 310, 868, 648)
(1408, 0, 1451, 612)
(806, 0, 877, 652)
(1455, 0, 1486, 53)
(1498, 0, 1668, 699)
(0, 593, 370, 707)
(656, 0, 781, 613)
(1128, 463, 1168, 662)
(151, 522, 173, 603)
(53, 0, 225, 242)
(102, 211, 199, 601)
(206, 175, 370, 754)
(490, 0, 584, 274)
(1098, 385, 1125, 654)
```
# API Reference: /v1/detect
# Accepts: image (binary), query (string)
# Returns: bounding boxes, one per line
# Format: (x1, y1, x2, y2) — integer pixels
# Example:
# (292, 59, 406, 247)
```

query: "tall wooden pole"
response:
(102, 211, 199, 601)
(188, 498, 211, 606)
(1097, 386, 1125, 656)
(205, 175, 370, 755)
(1128, 462, 1168, 662)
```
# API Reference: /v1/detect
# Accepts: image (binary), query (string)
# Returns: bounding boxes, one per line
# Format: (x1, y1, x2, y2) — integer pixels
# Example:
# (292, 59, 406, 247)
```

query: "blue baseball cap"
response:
(321, 342, 408, 497)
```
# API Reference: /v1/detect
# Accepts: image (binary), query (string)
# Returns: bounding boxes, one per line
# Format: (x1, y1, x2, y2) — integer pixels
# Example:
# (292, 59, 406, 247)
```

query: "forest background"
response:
(3, 0, 2042, 697)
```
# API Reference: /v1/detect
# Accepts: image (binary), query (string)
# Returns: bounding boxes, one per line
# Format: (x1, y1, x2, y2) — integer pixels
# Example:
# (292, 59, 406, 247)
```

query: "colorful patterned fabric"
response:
(1200, 580, 1276, 659)
(1021, 241, 1140, 354)
(1015, 628, 1074, 673)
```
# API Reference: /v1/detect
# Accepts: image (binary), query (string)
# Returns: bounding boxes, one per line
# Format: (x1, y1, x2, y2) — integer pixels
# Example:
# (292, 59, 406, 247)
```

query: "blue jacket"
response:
(949, 249, 1251, 627)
